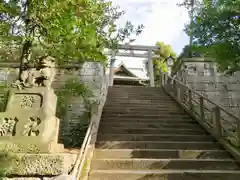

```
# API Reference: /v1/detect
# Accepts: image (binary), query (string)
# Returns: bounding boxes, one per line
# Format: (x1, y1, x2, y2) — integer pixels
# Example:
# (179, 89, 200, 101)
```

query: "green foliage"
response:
(171, 44, 203, 76)
(56, 78, 93, 118)
(178, 45, 202, 59)
(0, 82, 8, 112)
(153, 41, 177, 73)
(153, 41, 177, 83)
(56, 77, 94, 148)
(0, 0, 144, 68)
(180, 0, 240, 72)
(0, 150, 18, 179)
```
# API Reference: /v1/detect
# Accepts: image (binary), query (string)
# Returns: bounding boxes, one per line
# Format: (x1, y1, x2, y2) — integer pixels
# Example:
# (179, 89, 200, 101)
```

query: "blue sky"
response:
(111, 0, 190, 68)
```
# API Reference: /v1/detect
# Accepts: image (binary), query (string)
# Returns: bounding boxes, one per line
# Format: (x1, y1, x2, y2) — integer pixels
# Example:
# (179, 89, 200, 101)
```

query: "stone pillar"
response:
(109, 50, 116, 86)
(148, 49, 155, 87)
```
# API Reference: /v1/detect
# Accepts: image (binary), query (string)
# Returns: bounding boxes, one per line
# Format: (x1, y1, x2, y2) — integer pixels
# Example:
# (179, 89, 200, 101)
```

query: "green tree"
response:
(178, 45, 200, 59)
(153, 41, 177, 84)
(0, 0, 144, 76)
(153, 41, 177, 72)
(170, 44, 202, 77)
(179, 0, 240, 73)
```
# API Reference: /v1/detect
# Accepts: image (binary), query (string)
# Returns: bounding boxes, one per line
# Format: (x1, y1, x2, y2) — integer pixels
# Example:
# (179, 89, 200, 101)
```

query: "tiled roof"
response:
(114, 61, 149, 80)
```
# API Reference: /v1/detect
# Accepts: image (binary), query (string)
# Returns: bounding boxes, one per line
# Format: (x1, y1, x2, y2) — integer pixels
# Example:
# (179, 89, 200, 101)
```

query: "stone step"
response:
(108, 90, 167, 93)
(100, 118, 196, 124)
(107, 97, 172, 99)
(109, 87, 164, 89)
(105, 100, 177, 104)
(108, 87, 163, 91)
(103, 105, 182, 109)
(107, 94, 168, 97)
(104, 101, 180, 105)
(108, 95, 169, 98)
(103, 104, 182, 108)
(108, 89, 164, 92)
(104, 103, 178, 107)
(103, 107, 184, 111)
(108, 93, 173, 96)
(104, 100, 173, 104)
(108, 87, 165, 90)
(102, 111, 189, 117)
(102, 109, 186, 113)
(107, 93, 171, 96)
(109, 85, 161, 89)
(101, 114, 191, 119)
(96, 141, 223, 150)
(99, 122, 201, 129)
(107, 94, 168, 96)
(108, 97, 170, 99)
(97, 134, 215, 142)
(98, 127, 207, 135)
(91, 158, 240, 171)
(88, 170, 240, 180)
(104, 104, 181, 107)
(106, 97, 174, 100)
(93, 149, 232, 159)
(103, 109, 187, 113)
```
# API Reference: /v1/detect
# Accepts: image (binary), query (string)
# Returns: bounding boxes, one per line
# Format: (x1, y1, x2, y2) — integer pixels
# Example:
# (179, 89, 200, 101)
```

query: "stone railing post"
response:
(188, 90, 193, 111)
(199, 97, 205, 122)
(177, 87, 181, 102)
(212, 106, 222, 137)
(161, 72, 165, 86)
(237, 121, 240, 147)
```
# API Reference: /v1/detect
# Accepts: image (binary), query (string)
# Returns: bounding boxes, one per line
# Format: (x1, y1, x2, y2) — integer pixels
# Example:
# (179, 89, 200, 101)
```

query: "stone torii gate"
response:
(105, 44, 160, 87)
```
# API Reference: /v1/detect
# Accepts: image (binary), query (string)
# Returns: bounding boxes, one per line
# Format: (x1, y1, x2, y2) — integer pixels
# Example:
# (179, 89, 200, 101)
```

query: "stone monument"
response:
(0, 56, 63, 152)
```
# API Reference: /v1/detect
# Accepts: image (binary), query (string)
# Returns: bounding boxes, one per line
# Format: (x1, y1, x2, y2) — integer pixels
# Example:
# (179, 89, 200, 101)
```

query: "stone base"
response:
(0, 138, 64, 153)
(2, 153, 77, 178)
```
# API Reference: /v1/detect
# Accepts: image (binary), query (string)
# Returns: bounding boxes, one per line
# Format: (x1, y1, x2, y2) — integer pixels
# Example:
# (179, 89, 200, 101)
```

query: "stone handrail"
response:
(161, 73, 240, 160)
(71, 88, 108, 179)
(50, 64, 108, 180)
(71, 112, 95, 178)
(51, 118, 95, 180)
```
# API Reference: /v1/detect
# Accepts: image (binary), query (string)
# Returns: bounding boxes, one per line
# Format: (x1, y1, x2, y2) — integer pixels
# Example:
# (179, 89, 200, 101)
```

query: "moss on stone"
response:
(1, 153, 77, 177)
(5, 154, 64, 176)
(0, 150, 19, 180)
(79, 159, 89, 180)
(3, 177, 41, 180)
(0, 140, 48, 153)
(0, 138, 56, 153)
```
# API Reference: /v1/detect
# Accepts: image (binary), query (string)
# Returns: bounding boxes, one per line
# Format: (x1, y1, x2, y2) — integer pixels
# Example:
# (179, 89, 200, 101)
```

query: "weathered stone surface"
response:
(0, 62, 108, 148)
(0, 57, 63, 153)
(3, 178, 41, 180)
(11, 56, 56, 89)
(0, 87, 60, 152)
(0, 139, 52, 153)
(5, 153, 77, 176)
(57, 62, 108, 147)
(182, 73, 240, 116)
(0, 61, 108, 180)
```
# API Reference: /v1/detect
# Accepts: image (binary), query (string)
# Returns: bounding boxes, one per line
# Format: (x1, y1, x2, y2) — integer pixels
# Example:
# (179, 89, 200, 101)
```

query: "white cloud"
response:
(111, 0, 190, 67)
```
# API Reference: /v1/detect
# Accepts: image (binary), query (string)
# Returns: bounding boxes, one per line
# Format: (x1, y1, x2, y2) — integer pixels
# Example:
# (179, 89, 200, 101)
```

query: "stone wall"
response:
(0, 62, 109, 147)
(57, 62, 108, 147)
(180, 70, 240, 116)
(0, 62, 109, 179)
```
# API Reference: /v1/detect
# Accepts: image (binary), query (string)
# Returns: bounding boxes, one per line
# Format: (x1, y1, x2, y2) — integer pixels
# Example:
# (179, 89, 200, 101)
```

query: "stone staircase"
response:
(88, 86, 240, 180)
